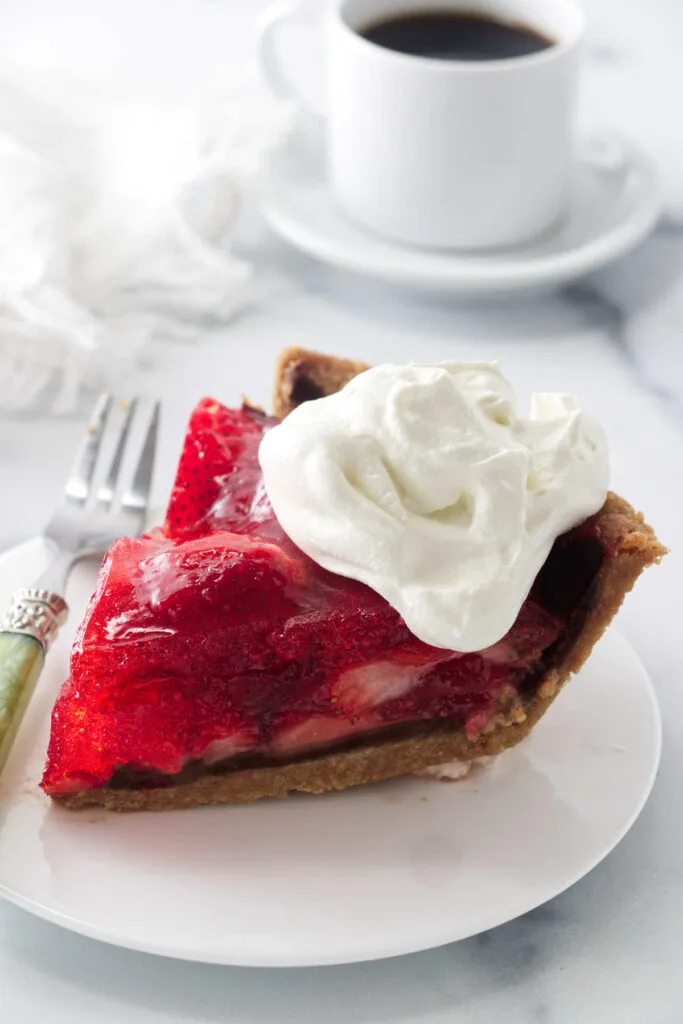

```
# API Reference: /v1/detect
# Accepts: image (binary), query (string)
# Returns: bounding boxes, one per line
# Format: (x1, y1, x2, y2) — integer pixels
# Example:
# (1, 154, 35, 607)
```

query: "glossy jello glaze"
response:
(42, 400, 565, 796)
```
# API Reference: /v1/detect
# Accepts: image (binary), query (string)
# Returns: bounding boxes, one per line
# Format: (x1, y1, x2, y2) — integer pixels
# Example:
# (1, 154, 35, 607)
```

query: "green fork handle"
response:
(0, 589, 68, 772)
(0, 633, 45, 771)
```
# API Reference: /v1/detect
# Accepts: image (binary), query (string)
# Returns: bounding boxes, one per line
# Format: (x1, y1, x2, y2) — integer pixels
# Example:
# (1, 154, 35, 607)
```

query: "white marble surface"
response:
(1, 1, 682, 1022)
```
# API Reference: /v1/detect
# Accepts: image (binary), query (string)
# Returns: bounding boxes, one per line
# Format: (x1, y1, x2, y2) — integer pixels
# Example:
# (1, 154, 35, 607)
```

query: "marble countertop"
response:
(1, 1, 682, 1022)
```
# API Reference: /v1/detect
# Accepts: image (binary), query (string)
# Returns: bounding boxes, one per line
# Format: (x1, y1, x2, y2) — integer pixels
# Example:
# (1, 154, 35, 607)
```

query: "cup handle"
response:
(257, 1, 321, 120)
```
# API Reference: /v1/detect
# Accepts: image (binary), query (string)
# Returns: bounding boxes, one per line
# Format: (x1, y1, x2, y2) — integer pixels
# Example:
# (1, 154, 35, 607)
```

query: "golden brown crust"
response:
(55, 354, 666, 811)
(272, 347, 369, 419)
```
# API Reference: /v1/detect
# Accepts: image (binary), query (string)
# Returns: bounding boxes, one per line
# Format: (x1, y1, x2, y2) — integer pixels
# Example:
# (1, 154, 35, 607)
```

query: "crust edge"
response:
(272, 346, 369, 419)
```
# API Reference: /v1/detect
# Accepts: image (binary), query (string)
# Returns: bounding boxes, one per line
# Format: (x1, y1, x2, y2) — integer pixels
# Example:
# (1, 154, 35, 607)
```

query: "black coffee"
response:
(360, 11, 554, 62)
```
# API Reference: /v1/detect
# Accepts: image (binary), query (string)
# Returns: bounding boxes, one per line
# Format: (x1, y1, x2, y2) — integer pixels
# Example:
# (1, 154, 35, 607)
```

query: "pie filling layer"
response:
(41, 401, 607, 798)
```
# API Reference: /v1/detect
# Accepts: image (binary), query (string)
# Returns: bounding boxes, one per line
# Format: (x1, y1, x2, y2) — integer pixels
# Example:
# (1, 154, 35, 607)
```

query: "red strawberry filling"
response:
(41, 400, 606, 797)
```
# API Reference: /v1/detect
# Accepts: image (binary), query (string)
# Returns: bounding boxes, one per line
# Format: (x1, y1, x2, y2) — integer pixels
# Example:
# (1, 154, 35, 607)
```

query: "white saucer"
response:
(261, 132, 662, 294)
(0, 538, 661, 967)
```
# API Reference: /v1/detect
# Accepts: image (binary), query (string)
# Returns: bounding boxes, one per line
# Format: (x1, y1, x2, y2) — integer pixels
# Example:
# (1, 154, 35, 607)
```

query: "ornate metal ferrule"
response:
(1, 589, 69, 650)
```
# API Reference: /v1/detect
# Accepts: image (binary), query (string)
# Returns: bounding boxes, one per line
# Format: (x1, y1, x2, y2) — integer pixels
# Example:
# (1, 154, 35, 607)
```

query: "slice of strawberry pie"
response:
(41, 351, 665, 810)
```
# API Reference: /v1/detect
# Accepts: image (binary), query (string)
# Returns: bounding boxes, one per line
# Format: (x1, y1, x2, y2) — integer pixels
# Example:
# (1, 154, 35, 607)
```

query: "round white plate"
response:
(0, 538, 661, 967)
(261, 132, 661, 294)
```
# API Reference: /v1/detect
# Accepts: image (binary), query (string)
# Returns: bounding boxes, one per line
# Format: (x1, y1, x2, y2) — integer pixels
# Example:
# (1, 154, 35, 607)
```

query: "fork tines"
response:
(65, 394, 160, 514)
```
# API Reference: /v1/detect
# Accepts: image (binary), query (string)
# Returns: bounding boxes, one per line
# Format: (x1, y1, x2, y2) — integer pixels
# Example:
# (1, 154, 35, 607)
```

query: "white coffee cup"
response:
(258, 0, 584, 251)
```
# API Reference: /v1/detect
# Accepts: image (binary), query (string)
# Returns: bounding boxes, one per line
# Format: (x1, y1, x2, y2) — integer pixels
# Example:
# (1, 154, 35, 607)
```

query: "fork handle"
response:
(0, 589, 68, 771)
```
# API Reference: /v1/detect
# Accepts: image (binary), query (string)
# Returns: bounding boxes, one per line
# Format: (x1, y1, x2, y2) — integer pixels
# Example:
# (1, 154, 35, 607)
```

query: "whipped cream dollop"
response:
(258, 362, 609, 652)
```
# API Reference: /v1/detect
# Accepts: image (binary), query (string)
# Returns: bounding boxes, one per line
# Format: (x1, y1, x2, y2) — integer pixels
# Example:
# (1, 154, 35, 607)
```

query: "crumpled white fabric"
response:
(0, 64, 290, 413)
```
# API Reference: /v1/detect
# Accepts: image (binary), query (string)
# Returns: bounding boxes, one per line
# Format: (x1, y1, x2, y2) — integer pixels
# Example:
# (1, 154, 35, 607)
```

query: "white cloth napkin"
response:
(0, 63, 290, 413)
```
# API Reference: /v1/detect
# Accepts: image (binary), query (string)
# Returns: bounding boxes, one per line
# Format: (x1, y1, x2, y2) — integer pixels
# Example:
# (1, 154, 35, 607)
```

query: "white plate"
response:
(261, 132, 661, 294)
(0, 537, 661, 967)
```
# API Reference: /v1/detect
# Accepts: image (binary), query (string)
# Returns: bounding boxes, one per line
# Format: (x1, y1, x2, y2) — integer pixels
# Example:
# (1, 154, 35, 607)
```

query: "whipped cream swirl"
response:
(259, 362, 609, 651)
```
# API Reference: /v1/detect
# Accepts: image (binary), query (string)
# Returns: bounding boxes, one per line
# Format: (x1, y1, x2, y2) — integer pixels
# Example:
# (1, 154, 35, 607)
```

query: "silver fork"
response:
(0, 394, 160, 771)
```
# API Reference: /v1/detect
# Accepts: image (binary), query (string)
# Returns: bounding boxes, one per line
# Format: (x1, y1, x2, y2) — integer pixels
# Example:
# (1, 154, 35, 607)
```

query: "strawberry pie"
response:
(41, 349, 665, 810)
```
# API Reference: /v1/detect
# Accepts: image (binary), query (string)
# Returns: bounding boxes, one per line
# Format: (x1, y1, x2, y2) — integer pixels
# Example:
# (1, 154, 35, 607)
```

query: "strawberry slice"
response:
(165, 399, 277, 538)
